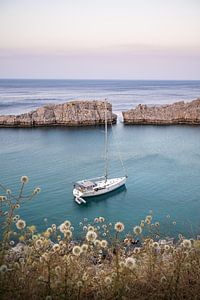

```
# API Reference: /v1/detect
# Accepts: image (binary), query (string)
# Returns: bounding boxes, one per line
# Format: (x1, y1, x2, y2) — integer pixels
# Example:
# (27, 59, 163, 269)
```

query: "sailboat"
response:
(73, 100, 127, 204)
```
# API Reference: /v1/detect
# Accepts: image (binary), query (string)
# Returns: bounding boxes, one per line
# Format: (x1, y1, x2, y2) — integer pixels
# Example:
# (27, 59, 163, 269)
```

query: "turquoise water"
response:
(0, 123, 200, 238)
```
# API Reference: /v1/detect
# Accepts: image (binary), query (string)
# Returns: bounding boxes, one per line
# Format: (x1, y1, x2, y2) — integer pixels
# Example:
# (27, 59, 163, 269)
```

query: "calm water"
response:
(0, 80, 200, 238)
(0, 79, 200, 115)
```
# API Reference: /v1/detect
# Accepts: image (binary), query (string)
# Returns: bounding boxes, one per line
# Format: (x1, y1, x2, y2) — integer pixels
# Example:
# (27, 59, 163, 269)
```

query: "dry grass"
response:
(0, 177, 200, 300)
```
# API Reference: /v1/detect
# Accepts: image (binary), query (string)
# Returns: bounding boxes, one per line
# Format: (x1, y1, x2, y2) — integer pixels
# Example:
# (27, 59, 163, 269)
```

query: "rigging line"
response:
(104, 99, 108, 181)
(111, 120, 128, 178)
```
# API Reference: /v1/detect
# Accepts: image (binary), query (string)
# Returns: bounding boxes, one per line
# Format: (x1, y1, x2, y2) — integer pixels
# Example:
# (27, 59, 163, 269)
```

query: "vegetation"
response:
(0, 177, 200, 300)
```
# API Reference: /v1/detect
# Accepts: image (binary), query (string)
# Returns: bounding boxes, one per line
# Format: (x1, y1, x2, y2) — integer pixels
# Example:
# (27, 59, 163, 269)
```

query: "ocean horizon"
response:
(0, 79, 200, 116)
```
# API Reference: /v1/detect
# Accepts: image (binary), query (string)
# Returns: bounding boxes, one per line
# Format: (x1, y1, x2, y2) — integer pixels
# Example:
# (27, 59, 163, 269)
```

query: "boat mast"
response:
(104, 99, 108, 182)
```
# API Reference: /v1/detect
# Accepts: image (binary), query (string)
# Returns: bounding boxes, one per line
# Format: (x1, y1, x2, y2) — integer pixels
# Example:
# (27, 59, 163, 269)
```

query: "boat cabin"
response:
(74, 180, 97, 191)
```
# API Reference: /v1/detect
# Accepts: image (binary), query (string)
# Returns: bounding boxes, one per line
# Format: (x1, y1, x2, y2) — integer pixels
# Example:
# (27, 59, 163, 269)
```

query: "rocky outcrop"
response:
(123, 99, 200, 125)
(0, 100, 117, 127)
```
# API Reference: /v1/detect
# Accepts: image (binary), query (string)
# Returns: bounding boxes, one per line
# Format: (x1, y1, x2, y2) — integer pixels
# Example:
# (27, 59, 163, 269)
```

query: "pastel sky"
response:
(0, 0, 200, 79)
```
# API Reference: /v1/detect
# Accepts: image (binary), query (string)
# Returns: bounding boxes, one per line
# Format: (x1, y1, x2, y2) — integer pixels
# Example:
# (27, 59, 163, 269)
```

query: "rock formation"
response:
(122, 99, 200, 125)
(0, 101, 117, 127)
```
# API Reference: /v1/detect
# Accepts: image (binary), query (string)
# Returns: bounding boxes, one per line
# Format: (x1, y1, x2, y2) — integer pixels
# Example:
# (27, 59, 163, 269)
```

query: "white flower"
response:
(164, 245, 170, 251)
(64, 220, 71, 228)
(104, 276, 112, 285)
(101, 240, 108, 248)
(86, 231, 97, 242)
(35, 239, 43, 249)
(99, 217, 105, 223)
(182, 239, 192, 249)
(94, 240, 101, 247)
(16, 219, 26, 230)
(64, 230, 72, 239)
(152, 242, 159, 249)
(81, 244, 88, 252)
(53, 244, 60, 252)
(21, 176, 29, 184)
(125, 257, 136, 270)
(114, 222, 124, 232)
(133, 226, 142, 235)
(60, 223, 67, 233)
(33, 187, 41, 194)
(72, 246, 82, 256)
(145, 215, 152, 224)
(133, 247, 140, 254)
(88, 225, 95, 231)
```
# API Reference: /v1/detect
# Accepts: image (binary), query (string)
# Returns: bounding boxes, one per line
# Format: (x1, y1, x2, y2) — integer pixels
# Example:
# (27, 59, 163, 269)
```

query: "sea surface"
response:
(0, 79, 200, 238)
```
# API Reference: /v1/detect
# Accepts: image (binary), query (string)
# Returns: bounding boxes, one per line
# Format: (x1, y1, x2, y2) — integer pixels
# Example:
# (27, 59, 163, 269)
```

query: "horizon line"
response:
(0, 78, 200, 81)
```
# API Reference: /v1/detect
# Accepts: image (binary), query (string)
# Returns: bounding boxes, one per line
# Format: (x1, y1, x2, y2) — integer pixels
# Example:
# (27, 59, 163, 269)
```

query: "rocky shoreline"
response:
(122, 99, 200, 125)
(0, 100, 117, 127)
(0, 99, 200, 127)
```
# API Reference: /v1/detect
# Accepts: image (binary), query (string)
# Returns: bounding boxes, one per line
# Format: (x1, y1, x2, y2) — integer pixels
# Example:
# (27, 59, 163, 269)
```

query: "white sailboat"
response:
(73, 100, 127, 204)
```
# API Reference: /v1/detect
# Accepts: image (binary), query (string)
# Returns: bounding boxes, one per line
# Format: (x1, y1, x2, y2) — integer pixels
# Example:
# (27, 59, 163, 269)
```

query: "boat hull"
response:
(73, 177, 126, 198)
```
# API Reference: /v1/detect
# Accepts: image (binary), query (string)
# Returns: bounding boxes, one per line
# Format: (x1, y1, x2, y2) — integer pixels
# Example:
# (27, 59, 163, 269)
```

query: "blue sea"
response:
(0, 79, 200, 238)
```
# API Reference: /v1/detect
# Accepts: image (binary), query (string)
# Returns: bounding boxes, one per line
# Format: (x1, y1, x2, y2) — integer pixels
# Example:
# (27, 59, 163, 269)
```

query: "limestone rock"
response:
(122, 99, 200, 125)
(0, 100, 117, 127)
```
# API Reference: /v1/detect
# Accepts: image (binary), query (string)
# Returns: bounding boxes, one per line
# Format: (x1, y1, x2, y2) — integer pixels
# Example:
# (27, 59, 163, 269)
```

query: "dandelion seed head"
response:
(155, 222, 160, 227)
(94, 240, 101, 247)
(104, 276, 112, 285)
(47, 227, 53, 234)
(64, 229, 72, 239)
(88, 225, 95, 231)
(83, 226, 87, 231)
(114, 222, 125, 232)
(99, 217, 105, 223)
(16, 219, 26, 230)
(101, 240, 108, 248)
(6, 189, 12, 195)
(182, 239, 192, 249)
(21, 176, 29, 184)
(72, 245, 82, 256)
(33, 187, 41, 194)
(81, 244, 88, 252)
(86, 230, 97, 242)
(152, 242, 159, 249)
(125, 257, 136, 270)
(64, 220, 71, 228)
(133, 226, 142, 235)
(51, 224, 57, 230)
(53, 244, 60, 252)
(164, 245, 170, 251)
(133, 247, 141, 254)
(140, 221, 145, 228)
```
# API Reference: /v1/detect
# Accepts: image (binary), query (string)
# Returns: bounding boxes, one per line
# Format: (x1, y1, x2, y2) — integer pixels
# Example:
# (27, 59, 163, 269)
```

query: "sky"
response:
(0, 0, 200, 79)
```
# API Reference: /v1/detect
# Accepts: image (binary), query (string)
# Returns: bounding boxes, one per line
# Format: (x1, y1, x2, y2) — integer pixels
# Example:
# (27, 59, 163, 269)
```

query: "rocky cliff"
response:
(123, 99, 200, 125)
(0, 101, 117, 127)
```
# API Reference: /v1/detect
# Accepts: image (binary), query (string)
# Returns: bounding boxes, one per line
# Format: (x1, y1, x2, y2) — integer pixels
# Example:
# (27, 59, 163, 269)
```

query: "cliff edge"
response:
(122, 99, 200, 125)
(0, 100, 117, 127)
